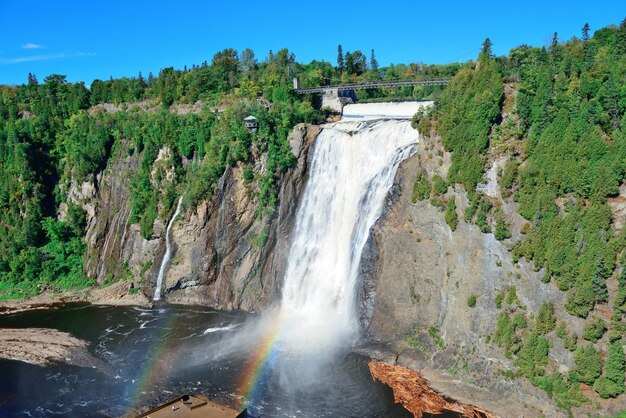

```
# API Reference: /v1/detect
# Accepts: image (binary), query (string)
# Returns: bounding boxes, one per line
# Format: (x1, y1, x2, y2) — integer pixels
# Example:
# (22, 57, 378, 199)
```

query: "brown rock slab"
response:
(368, 359, 496, 418)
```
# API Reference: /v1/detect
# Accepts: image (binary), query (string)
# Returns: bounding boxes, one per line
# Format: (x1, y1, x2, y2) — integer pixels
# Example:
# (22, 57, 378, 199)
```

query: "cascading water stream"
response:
(277, 116, 421, 354)
(153, 196, 183, 301)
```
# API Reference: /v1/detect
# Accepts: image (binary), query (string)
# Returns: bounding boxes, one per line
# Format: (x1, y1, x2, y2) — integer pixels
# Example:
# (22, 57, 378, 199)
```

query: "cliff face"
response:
(163, 124, 319, 309)
(69, 123, 318, 310)
(361, 132, 574, 417)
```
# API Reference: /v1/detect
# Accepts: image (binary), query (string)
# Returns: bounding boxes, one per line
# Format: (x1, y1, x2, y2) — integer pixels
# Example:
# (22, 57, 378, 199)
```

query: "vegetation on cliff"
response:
(425, 19, 626, 406)
(0, 46, 457, 300)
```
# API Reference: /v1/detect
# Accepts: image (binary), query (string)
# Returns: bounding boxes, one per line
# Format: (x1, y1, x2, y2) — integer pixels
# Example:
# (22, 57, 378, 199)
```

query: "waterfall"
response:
(153, 196, 183, 301)
(277, 102, 425, 354)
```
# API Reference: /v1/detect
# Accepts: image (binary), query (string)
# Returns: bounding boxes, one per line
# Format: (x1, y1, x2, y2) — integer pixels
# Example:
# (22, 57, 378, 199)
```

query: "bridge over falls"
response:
(293, 78, 450, 95)
(292, 78, 450, 113)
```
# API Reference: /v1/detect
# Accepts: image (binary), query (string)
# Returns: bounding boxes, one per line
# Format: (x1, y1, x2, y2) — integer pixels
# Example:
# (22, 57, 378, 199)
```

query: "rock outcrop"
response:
(361, 132, 574, 417)
(72, 123, 318, 310)
(368, 360, 495, 418)
(0, 328, 103, 368)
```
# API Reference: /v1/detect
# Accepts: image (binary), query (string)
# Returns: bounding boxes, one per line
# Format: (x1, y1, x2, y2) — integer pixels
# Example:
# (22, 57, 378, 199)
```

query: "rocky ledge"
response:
(368, 359, 496, 418)
(0, 327, 104, 368)
(0, 281, 152, 316)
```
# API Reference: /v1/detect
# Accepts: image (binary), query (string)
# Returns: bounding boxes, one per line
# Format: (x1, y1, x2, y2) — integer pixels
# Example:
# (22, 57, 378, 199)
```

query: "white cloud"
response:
(0, 52, 95, 65)
(21, 43, 45, 49)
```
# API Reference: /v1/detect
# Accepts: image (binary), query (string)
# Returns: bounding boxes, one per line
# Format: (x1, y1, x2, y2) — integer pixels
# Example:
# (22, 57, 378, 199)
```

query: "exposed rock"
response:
(368, 360, 496, 418)
(163, 124, 319, 309)
(608, 183, 626, 231)
(0, 282, 151, 316)
(85, 281, 151, 307)
(362, 132, 574, 416)
(0, 328, 102, 368)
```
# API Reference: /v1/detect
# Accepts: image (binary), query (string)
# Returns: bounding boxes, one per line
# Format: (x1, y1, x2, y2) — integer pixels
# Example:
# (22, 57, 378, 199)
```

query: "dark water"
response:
(0, 304, 409, 417)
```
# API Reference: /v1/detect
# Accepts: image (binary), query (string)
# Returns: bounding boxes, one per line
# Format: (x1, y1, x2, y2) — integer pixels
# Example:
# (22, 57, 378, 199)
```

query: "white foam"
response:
(203, 324, 240, 335)
(341, 101, 433, 121)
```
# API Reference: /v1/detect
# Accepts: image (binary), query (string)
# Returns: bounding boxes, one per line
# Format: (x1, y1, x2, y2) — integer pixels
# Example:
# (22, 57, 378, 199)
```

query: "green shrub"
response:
(505, 286, 518, 305)
(445, 198, 459, 231)
(494, 292, 505, 309)
(532, 372, 587, 410)
(494, 211, 512, 241)
(582, 316, 607, 342)
(428, 325, 445, 349)
(467, 294, 477, 308)
(412, 173, 431, 203)
(432, 175, 447, 195)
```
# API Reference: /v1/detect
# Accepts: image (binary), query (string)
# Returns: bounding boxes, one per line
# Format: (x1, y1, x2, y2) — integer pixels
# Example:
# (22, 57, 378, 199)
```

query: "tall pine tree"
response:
(337, 44, 344, 74)
(370, 49, 379, 73)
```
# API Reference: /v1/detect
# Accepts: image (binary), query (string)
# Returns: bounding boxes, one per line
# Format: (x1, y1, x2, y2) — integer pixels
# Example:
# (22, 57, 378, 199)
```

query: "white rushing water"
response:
(153, 196, 183, 301)
(277, 102, 425, 354)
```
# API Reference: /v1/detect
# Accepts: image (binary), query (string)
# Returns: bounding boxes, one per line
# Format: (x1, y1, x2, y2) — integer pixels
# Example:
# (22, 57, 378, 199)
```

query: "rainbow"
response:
(125, 309, 181, 410)
(124, 307, 289, 413)
(236, 313, 285, 410)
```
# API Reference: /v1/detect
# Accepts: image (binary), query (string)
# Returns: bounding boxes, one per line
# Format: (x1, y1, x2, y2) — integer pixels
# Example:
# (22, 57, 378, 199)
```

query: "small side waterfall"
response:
(153, 196, 183, 301)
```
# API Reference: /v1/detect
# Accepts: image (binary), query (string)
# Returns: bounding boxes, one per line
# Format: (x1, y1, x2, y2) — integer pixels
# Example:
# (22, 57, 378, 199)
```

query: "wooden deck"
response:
(135, 395, 246, 418)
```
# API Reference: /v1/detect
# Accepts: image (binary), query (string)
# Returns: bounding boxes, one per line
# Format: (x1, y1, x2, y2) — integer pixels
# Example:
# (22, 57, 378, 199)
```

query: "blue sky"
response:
(0, 1, 623, 86)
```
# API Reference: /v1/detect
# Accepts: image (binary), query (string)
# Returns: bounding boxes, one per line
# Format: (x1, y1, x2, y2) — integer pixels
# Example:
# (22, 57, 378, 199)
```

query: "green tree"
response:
(445, 198, 458, 231)
(345, 50, 367, 76)
(536, 302, 556, 335)
(582, 316, 607, 342)
(572, 346, 602, 385)
(370, 49, 379, 73)
(582, 23, 590, 41)
(337, 44, 344, 73)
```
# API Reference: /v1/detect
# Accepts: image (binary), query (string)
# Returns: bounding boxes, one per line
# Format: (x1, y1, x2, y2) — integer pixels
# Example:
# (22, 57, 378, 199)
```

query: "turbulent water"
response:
(0, 304, 409, 417)
(154, 196, 183, 301)
(278, 105, 422, 355)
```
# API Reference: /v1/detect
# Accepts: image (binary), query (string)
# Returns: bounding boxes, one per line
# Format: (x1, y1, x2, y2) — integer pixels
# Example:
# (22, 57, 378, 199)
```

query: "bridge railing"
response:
(294, 78, 450, 94)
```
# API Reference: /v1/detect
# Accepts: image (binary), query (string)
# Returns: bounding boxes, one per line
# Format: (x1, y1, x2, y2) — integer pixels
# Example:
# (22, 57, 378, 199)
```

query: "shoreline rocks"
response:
(368, 359, 496, 418)
(0, 281, 152, 316)
(0, 327, 103, 368)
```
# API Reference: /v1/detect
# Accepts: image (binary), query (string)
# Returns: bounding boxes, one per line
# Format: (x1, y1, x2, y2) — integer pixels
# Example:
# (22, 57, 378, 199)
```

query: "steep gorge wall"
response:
(360, 132, 625, 417)
(67, 123, 318, 310)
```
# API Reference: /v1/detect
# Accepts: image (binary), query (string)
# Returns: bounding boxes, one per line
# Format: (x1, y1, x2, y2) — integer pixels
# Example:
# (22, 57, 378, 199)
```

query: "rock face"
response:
(163, 124, 318, 309)
(361, 133, 573, 417)
(74, 123, 318, 310)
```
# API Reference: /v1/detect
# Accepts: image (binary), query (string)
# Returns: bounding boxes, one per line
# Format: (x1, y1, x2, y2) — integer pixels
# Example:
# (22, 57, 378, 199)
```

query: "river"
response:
(0, 304, 409, 417)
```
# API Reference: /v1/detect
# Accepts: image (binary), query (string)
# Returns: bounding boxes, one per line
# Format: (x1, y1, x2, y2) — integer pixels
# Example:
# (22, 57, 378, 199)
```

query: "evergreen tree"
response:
(337, 44, 345, 73)
(27, 72, 38, 86)
(593, 257, 609, 304)
(618, 18, 626, 54)
(582, 22, 590, 41)
(594, 341, 625, 398)
(550, 32, 558, 49)
(445, 198, 458, 231)
(572, 345, 602, 385)
(605, 341, 625, 390)
(536, 302, 556, 335)
(370, 49, 379, 73)
(480, 38, 493, 61)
